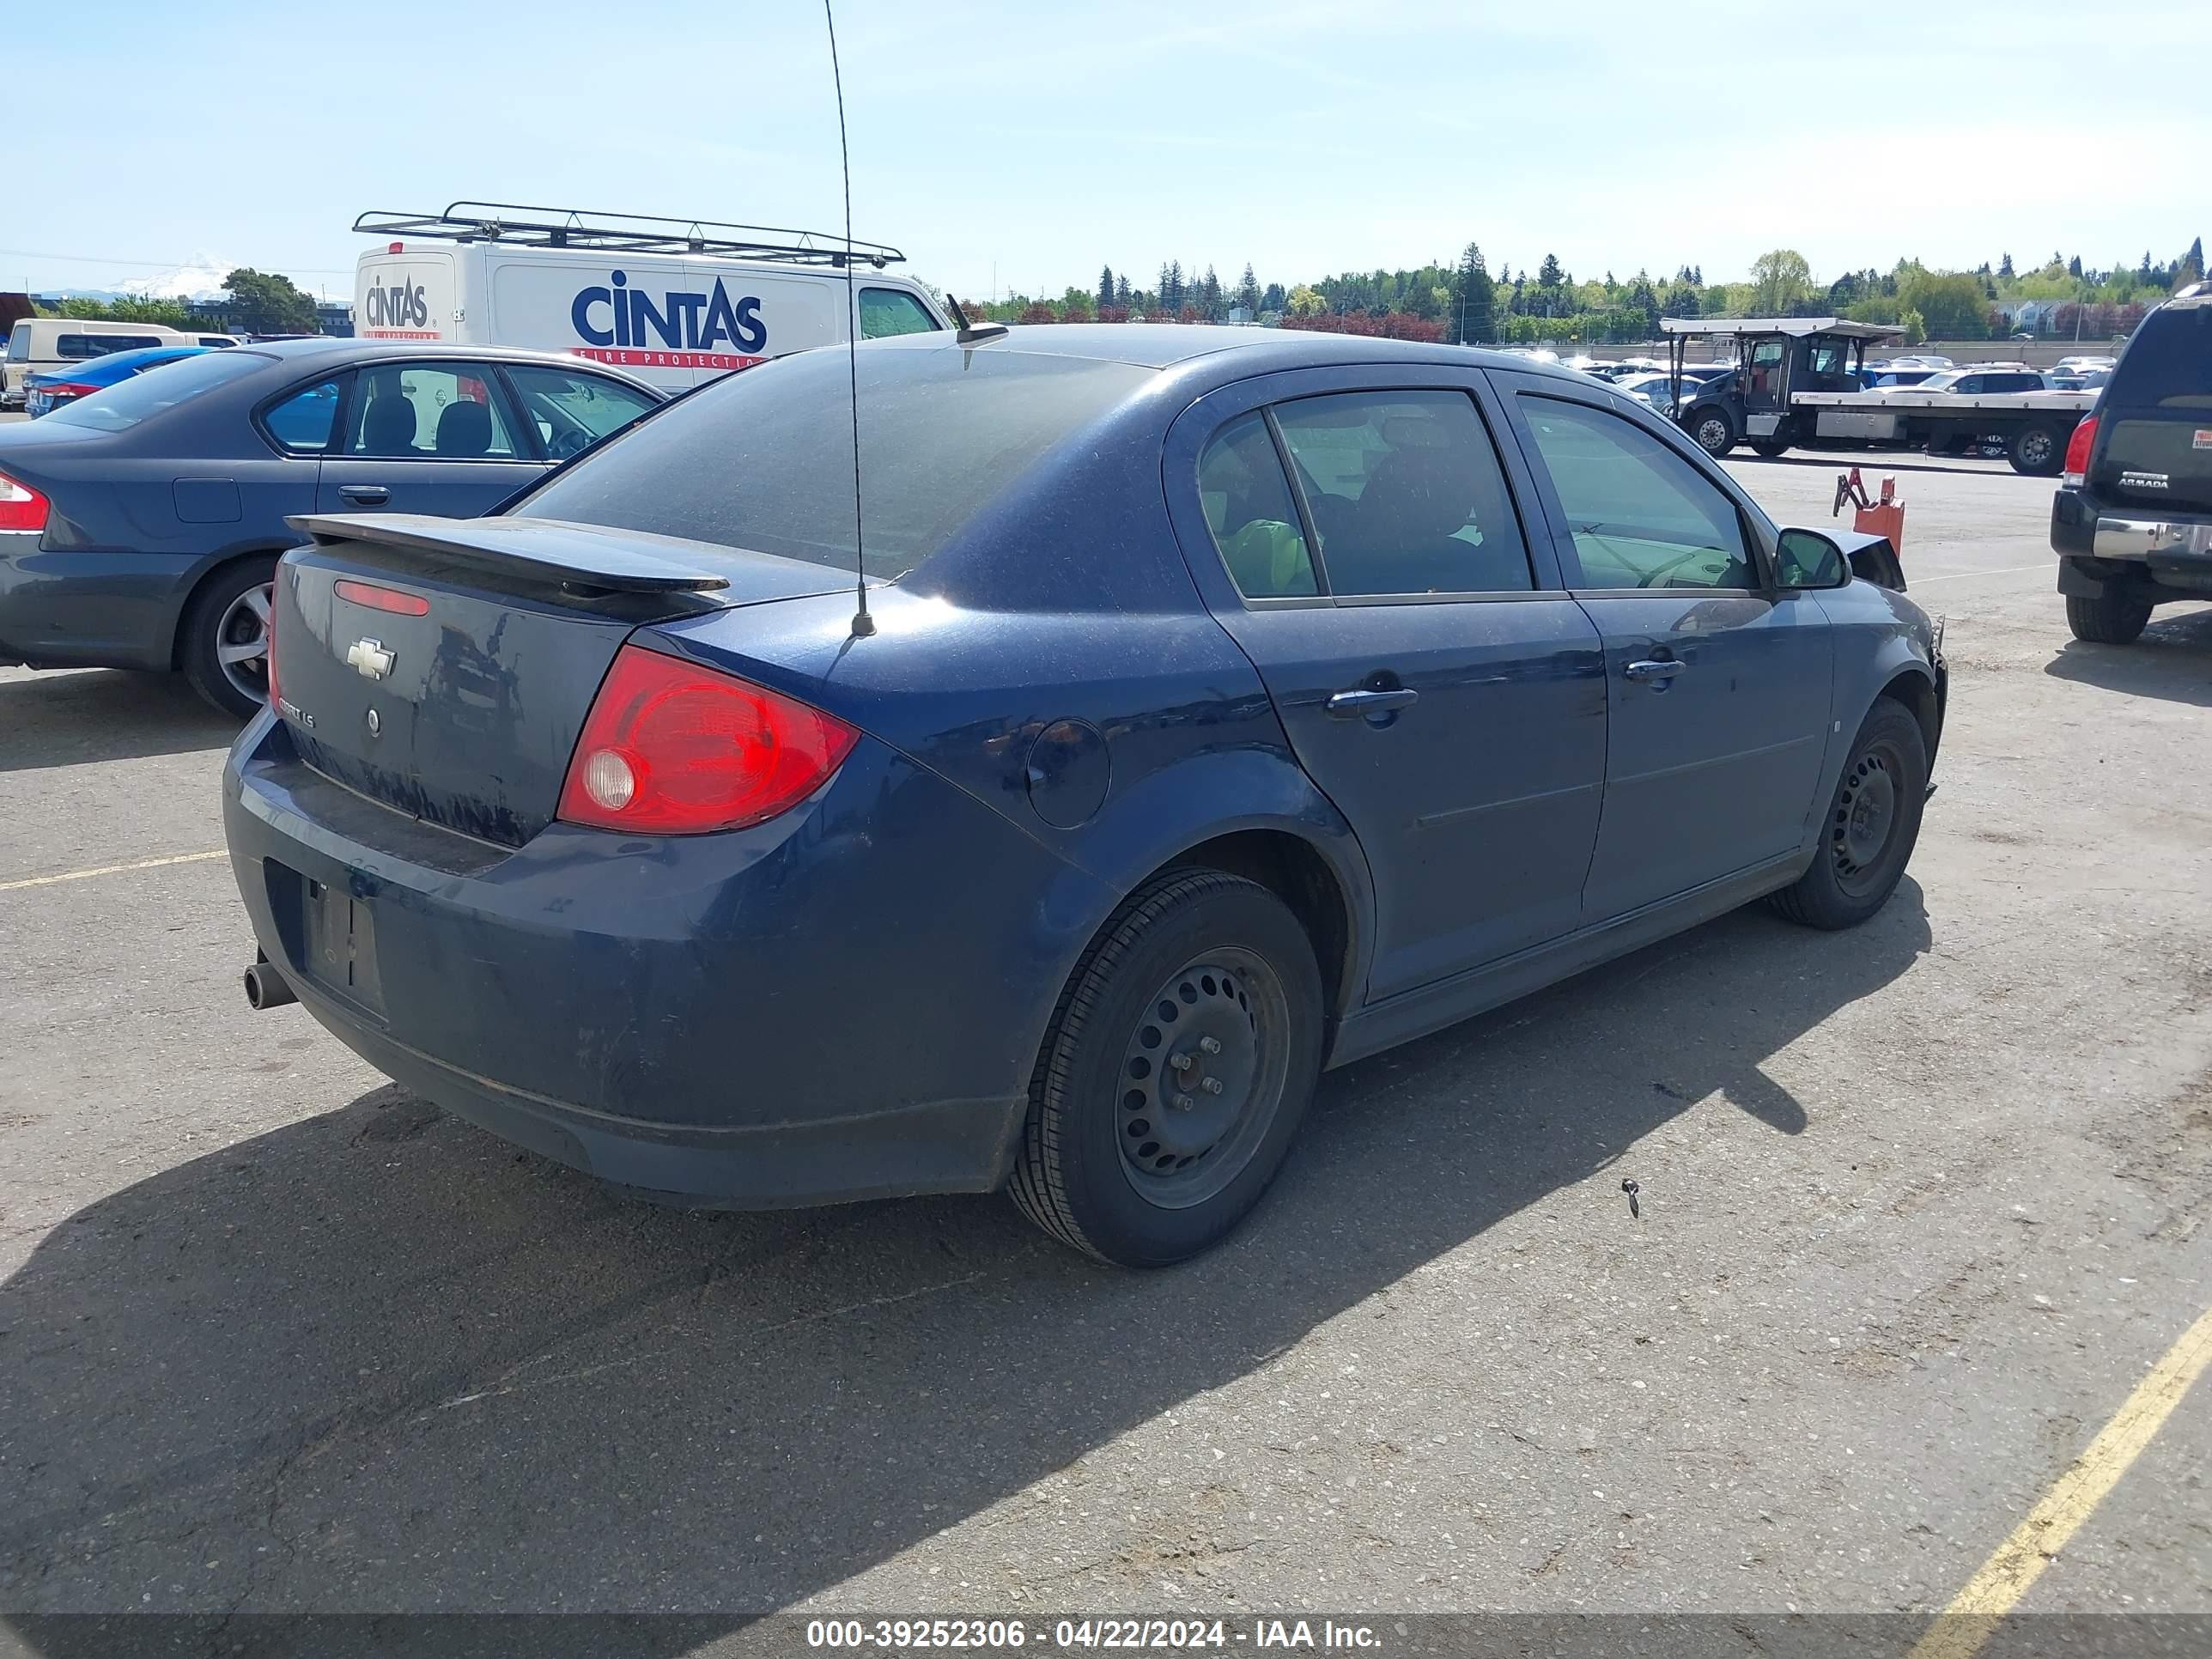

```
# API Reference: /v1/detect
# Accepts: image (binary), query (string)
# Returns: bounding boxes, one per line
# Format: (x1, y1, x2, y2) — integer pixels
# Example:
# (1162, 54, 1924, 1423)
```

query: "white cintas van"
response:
(350, 203, 950, 396)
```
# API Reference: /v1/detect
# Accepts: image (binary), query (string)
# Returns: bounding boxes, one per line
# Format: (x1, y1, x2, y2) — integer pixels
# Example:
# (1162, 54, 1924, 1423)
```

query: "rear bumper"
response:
(222, 714, 1111, 1208)
(0, 541, 198, 670)
(2053, 488, 2212, 598)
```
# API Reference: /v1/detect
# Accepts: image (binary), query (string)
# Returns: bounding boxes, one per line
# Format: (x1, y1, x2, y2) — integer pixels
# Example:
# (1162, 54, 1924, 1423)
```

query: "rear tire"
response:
(1010, 870, 1323, 1267)
(179, 558, 277, 720)
(1768, 699, 1928, 931)
(2065, 592, 2151, 645)
(2008, 422, 2066, 477)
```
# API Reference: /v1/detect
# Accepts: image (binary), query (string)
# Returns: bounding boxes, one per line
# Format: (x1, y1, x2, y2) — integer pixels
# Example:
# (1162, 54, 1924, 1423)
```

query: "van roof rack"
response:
(352, 202, 904, 268)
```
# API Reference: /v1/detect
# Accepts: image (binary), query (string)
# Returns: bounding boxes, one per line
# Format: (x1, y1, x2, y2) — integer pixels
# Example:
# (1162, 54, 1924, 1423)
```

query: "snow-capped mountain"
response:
(118, 255, 236, 302)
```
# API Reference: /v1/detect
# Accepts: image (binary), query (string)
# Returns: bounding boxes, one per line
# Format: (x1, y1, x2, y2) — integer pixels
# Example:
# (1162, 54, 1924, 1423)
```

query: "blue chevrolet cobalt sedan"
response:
(222, 325, 1944, 1266)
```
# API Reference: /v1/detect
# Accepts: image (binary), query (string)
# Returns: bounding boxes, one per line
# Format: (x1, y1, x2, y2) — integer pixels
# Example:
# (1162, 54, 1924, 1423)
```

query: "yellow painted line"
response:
(0, 848, 226, 893)
(1907, 1304, 2212, 1659)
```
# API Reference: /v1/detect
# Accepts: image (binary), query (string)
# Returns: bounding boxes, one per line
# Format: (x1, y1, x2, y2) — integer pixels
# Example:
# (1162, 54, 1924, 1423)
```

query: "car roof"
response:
(866, 321, 1597, 384)
(235, 337, 664, 392)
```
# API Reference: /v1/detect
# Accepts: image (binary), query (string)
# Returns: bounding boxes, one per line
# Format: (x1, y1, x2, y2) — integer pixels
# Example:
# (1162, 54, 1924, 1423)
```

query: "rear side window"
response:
(517, 346, 1152, 579)
(343, 363, 522, 459)
(1273, 391, 1533, 596)
(45, 349, 271, 433)
(263, 378, 344, 453)
(858, 289, 939, 339)
(1518, 395, 1753, 591)
(1198, 414, 1317, 598)
(2112, 302, 2212, 409)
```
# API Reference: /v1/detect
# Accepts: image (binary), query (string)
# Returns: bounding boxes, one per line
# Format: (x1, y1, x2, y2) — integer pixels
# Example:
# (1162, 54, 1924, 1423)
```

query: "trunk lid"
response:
(2093, 295, 2212, 514)
(273, 514, 851, 846)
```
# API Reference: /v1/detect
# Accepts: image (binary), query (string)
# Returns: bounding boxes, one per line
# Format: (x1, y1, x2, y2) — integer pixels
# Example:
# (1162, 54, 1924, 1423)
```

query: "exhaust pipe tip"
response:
(244, 954, 298, 1012)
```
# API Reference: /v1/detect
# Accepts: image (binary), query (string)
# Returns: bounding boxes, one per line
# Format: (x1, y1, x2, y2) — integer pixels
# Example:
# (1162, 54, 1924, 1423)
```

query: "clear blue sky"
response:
(7, 0, 2202, 302)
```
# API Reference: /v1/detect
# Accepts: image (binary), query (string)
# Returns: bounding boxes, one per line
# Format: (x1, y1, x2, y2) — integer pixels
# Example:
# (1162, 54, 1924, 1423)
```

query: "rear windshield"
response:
(514, 345, 1153, 579)
(45, 349, 272, 432)
(2112, 301, 2212, 410)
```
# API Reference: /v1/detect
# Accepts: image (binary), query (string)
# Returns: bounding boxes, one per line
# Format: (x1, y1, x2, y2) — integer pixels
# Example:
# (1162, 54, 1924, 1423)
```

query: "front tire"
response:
(2065, 592, 2151, 644)
(1687, 407, 1737, 458)
(179, 558, 276, 719)
(1768, 699, 1929, 931)
(1011, 870, 1323, 1267)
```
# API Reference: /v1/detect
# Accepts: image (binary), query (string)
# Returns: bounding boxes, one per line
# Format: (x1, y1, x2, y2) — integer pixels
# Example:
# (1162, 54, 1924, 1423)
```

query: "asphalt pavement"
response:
(1, 441, 2207, 1644)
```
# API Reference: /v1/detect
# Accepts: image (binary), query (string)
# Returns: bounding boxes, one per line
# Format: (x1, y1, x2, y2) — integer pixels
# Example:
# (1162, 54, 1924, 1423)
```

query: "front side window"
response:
(1518, 395, 1755, 591)
(503, 364, 658, 459)
(1746, 341, 1786, 396)
(343, 363, 520, 459)
(263, 378, 345, 453)
(1272, 390, 1532, 596)
(1198, 413, 1317, 597)
(859, 288, 940, 339)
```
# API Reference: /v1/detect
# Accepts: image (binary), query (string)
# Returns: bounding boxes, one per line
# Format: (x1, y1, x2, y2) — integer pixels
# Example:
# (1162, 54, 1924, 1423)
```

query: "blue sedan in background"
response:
(224, 325, 1944, 1267)
(0, 339, 661, 715)
(22, 344, 209, 417)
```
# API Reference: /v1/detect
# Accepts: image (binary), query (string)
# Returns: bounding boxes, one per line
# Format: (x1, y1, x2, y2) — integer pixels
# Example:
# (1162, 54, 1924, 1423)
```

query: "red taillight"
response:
(556, 645, 859, 835)
(334, 578, 431, 617)
(0, 470, 50, 533)
(40, 382, 99, 401)
(2063, 414, 2098, 488)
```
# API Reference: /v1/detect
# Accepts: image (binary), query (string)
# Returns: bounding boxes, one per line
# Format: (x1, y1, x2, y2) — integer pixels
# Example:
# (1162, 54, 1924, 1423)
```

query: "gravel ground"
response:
(1, 441, 2207, 1641)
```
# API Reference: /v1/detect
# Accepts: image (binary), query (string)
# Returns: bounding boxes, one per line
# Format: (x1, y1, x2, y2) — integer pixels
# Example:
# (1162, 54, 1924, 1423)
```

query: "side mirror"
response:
(1776, 527, 1849, 591)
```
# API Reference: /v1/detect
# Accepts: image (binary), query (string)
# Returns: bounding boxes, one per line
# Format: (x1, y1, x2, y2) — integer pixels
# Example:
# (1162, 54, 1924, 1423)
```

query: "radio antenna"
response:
(823, 0, 874, 638)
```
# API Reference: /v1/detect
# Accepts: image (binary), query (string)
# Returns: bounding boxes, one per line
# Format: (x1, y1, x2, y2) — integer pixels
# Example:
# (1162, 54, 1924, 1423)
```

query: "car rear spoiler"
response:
(286, 514, 733, 593)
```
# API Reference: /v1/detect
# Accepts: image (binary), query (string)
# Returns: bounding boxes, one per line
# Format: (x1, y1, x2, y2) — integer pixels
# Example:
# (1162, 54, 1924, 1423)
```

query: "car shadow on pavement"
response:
(2043, 608, 2212, 707)
(0, 884, 1929, 1645)
(0, 669, 239, 773)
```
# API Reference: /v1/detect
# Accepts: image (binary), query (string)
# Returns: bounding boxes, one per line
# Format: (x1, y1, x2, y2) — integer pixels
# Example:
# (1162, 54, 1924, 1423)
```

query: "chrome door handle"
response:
(1624, 659, 1685, 682)
(338, 483, 391, 506)
(1326, 687, 1419, 718)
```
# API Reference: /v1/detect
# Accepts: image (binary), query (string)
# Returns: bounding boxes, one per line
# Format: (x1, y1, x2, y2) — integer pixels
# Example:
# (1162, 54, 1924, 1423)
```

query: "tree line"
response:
(967, 236, 2205, 344)
(33, 269, 325, 335)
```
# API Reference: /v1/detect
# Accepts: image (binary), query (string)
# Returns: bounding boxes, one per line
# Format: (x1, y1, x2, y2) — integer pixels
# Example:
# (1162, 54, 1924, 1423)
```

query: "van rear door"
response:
(356, 249, 455, 343)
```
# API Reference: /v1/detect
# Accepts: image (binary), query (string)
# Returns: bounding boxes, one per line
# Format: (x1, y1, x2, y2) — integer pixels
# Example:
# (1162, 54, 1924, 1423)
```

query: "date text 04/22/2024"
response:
(805, 1618, 1383, 1650)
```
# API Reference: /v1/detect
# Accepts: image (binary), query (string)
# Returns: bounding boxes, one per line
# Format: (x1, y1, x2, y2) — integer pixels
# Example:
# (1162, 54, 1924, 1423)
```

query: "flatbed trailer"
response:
(1657, 317, 2094, 476)
(1792, 388, 2096, 476)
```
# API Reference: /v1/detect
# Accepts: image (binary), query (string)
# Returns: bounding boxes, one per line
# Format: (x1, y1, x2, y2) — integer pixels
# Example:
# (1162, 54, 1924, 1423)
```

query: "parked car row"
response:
(3, 318, 240, 410)
(0, 340, 661, 714)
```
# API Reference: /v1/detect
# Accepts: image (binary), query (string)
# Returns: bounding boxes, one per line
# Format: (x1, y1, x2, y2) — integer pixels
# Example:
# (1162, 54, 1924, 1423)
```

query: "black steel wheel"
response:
(1768, 699, 1929, 931)
(2009, 422, 2065, 477)
(1688, 406, 1737, 457)
(1011, 870, 1323, 1267)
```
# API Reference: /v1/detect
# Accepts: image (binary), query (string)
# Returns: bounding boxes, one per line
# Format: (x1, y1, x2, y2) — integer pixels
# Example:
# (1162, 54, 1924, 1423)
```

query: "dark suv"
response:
(2050, 282, 2212, 642)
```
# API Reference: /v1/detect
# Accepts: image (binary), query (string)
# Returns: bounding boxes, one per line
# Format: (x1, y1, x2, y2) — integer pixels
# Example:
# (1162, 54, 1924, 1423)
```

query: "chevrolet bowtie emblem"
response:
(346, 638, 395, 681)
